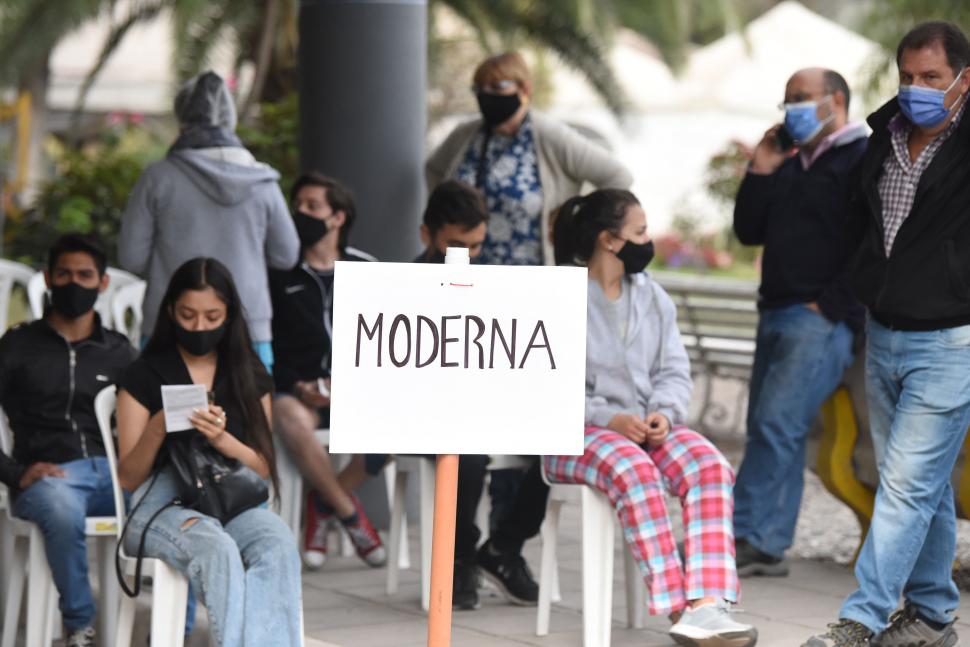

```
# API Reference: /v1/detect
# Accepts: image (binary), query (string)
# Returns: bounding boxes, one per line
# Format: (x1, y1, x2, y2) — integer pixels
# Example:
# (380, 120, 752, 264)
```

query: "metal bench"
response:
(653, 271, 758, 434)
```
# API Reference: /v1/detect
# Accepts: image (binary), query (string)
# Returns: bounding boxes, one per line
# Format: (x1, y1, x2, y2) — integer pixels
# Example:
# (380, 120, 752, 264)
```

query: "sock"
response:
(339, 511, 359, 527)
(915, 610, 949, 632)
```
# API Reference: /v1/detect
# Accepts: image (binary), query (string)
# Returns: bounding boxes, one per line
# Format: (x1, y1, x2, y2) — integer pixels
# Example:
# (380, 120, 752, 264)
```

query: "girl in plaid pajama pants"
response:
(551, 189, 757, 646)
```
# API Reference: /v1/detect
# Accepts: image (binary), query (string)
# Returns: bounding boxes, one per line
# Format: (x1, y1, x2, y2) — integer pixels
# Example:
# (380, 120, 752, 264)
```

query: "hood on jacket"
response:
(167, 149, 281, 206)
(175, 71, 237, 131)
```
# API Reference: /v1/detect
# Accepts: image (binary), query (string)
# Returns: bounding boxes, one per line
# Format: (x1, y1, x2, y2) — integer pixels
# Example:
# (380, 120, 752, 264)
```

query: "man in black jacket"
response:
(804, 22, 970, 647)
(0, 234, 135, 647)
(269, 172, 387, 571)
(731, 68, 866, 577)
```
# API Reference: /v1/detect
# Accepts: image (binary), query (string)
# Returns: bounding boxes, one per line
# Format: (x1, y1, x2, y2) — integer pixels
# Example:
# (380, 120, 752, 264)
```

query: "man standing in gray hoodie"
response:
(120, 71, 299, 366)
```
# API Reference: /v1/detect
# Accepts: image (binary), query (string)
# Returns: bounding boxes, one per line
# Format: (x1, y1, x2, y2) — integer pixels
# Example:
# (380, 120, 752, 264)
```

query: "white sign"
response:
(329, 261, 587, 456)
(161, 384, 208, 432)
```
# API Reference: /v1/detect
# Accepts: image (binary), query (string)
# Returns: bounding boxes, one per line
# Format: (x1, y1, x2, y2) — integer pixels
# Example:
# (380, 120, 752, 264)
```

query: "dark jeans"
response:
(489, 458, 550, 557)
(422, 455, 550, 563)
(363, 453, 549, 562)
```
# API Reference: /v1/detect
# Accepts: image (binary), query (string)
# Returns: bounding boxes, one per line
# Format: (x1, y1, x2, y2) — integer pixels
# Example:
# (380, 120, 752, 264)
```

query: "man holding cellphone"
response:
(731, 68, 868, 577)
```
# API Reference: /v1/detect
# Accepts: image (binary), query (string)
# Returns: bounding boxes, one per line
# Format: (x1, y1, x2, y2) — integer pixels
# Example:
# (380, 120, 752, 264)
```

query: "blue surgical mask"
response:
(783, 96, 833, 144)
(898, 71, 966, 128)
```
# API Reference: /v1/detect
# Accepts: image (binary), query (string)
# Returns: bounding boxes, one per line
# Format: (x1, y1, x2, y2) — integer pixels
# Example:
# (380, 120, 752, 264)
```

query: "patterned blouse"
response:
(456, 114, 544, 265)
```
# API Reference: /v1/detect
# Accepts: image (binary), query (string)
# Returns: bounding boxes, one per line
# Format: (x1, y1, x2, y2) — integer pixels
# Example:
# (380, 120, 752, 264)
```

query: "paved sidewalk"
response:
(210, 492, 970, 647)
(13, 501, 970, 647)
(292, 502, 969, 647)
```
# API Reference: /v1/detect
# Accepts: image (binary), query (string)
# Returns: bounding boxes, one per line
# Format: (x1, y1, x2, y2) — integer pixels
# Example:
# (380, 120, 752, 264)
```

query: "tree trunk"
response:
(240, 0, 282, 122)
(18, 51, 51, 206)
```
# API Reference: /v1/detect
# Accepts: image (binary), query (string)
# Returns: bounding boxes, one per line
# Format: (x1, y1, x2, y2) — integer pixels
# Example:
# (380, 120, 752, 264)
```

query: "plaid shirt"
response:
(879, 101, 966, 254)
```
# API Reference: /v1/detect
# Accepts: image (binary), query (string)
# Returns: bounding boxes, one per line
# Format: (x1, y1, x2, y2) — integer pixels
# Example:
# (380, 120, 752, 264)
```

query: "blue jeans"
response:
(733, 304, 854, 557)
(12, 457, 116, 631)
(126, 467, 301, 646)
(840, 321, 970, 632)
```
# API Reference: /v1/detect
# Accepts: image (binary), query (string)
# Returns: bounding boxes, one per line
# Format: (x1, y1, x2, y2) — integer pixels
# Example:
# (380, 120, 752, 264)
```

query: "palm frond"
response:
(0, 0, 113, 85)
(70, 1, 166, 122)
(491, 0, 627, 115)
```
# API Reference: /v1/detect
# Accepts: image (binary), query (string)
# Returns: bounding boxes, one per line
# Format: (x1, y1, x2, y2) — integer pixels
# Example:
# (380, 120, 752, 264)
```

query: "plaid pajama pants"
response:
(543, 426, 740, 615)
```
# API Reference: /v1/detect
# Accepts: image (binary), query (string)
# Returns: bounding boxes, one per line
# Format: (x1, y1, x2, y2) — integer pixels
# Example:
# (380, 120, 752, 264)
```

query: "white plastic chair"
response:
(28, 266, 142, 329)
(0, 410, 119, 647)
(110, 280, 147, 344)
(536, 469, 647, 647)
(0, 259, 36, 331)
(385, 455, 435, 611)
(26, 271, 46, 320)
(95, 386, 190, 647)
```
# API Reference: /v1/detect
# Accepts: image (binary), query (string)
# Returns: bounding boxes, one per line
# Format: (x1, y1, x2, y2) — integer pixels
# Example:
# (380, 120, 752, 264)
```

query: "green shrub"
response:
(6, 125, 166, 267)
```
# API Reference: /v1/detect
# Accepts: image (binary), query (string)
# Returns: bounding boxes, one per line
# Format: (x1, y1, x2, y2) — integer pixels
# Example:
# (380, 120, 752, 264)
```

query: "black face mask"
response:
(174, 322, 226, 356)
(615, 239, 655, 275)
(50, 282, 99, 319)
(293, 211, 330, 248)
(476, 92, 522, 128)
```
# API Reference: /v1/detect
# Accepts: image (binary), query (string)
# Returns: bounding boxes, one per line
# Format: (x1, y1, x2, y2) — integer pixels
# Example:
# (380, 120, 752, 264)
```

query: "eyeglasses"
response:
(778, 94, 831, 110)
(471, 79, 517, 94)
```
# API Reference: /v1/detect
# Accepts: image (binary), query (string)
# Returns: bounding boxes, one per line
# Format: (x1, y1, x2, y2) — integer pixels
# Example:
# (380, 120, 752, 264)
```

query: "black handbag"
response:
(165, 432, 269, 525)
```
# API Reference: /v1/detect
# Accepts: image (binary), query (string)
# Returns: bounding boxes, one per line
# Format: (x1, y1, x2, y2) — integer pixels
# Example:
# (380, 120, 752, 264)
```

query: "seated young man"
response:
(416, 179, 488, 262)
(412, 180, 550, 610)
(0, 234, 136, 647)
(269, 171, 387, 569)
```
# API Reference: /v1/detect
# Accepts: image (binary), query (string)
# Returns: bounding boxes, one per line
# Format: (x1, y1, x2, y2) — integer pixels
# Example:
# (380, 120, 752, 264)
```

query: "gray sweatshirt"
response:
(119, 147, 299, 341)
(585, 273, 693, 427)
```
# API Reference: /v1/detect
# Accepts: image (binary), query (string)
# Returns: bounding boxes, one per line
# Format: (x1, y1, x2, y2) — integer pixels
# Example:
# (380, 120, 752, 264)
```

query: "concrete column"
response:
(299, 0, 427, 262)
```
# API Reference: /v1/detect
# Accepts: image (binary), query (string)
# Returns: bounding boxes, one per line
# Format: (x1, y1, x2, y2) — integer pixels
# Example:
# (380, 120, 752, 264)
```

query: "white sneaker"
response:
(669, 600, 758, 647)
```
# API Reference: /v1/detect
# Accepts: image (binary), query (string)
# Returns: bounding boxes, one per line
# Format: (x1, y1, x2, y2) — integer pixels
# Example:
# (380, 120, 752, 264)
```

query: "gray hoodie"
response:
(585, 272, 693, 427)
(119, 147, 299, 341)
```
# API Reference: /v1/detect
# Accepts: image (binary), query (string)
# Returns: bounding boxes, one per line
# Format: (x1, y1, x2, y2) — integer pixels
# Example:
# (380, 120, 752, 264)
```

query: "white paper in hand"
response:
(161, 384, 208, 432)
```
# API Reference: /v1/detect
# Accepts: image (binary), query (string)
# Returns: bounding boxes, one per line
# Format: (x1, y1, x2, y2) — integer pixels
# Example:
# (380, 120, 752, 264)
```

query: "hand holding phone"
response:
(750, 124, 791, 175)
(774, 126, 795, 152)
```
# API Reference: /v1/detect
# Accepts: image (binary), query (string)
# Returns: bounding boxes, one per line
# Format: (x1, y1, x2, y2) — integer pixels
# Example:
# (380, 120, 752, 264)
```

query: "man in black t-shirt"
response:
(0, 234, 136, 647)
(269, 172, 387, 570)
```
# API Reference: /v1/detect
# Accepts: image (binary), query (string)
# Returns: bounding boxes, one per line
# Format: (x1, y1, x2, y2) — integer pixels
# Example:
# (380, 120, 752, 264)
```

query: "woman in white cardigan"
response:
(425, 51, 632, 266)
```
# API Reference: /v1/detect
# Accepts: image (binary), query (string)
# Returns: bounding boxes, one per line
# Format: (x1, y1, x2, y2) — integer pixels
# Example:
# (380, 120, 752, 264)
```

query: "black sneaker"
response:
(872, 605, 959, 647)
(803, 619, 873, 646)
(477, 539, 539, 606)
(736, 538, 789, 577)
(453, 560, 480, 610)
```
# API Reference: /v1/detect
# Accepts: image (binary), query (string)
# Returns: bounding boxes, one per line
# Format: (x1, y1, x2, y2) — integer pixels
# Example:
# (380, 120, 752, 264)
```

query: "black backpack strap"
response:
(115, 470, 181, 598)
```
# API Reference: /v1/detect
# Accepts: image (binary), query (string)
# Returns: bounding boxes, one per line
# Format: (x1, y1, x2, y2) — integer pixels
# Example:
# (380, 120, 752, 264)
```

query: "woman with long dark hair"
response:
(548, 190, 758, 646)
(116, 257, 301, 646)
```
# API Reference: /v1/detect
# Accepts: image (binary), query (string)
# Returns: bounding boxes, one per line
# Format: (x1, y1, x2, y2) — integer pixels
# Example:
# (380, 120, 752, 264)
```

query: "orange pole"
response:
(427, 453, 459, 646)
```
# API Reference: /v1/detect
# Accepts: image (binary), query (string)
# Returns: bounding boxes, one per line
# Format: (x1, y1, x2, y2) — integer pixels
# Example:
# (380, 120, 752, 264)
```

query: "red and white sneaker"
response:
(303, 492, 332, 570)
(341, 494, 387, 567)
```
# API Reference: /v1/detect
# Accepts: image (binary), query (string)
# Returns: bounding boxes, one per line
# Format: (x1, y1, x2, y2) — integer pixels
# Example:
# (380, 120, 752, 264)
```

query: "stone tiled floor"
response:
(175, 501, 970, 646)
(10, 492, 970, 646)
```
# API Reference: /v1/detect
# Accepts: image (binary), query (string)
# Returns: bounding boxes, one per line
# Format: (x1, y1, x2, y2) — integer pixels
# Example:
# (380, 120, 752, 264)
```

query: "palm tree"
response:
(1, 0, 747, 122)
(860, 0, 970, 92)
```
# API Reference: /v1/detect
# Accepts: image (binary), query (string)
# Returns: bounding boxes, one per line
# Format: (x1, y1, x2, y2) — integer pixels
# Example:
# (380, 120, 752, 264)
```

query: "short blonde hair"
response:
(473, 52, 532, 94)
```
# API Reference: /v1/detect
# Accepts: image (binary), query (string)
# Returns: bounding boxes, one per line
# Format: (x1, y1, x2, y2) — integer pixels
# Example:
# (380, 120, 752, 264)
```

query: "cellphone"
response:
(206, 390, 215, 405)
(317, 378, 330, 398)
(775, 126, 795, 152)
